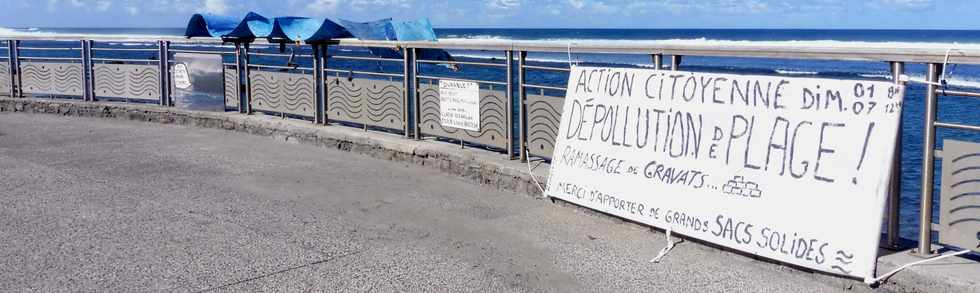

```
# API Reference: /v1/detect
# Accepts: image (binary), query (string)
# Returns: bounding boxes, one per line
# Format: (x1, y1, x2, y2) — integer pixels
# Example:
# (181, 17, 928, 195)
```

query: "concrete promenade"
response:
(0, 99, 976, 292)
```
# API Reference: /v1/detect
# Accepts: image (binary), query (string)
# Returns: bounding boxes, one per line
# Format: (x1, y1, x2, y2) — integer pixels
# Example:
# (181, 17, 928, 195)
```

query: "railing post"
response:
(158, 40, 170, 106)
(517, 50, 528, 162)
(234, 43, 245, 113)
(411, 47, 420, 140)
(652, 54, 663, 70)
(671, 55, 682, 71)
(10, 40, 20, 97)
(506, 50, 515, 159)
(312, 44, 325, 124)
(887, 61, 905, 249)
(81, 40, 93, 101)
(242, 42, 252, 114)
(402, 46, 413, 138)
(918, 62, 942, 256)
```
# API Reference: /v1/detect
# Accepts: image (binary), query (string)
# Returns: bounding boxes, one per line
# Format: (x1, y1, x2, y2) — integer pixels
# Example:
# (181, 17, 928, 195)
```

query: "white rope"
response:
(865, 249, 972, 285)
(525, 149, 547, 197)
(650, 227, 677, 263)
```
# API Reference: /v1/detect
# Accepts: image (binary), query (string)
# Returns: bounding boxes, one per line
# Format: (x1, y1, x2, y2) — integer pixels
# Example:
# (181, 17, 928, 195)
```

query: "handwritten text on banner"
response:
(439, 79, 481, 131)
(546, 66, 905, 280)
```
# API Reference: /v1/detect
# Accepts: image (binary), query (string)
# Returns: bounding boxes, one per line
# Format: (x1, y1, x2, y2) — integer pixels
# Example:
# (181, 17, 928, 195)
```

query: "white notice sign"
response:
(173, 63, 191, 89)
(546, 66, 905, 281)
(439, 80, 481, 131)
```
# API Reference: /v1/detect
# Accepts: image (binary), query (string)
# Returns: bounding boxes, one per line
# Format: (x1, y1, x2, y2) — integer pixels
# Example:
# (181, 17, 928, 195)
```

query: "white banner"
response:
(546, 66, 905, 280)
(439, 79, 481, 131)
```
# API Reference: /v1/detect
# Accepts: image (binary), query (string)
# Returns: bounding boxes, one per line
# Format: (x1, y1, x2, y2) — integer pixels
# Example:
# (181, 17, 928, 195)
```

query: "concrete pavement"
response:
(0, 112, 886, 292)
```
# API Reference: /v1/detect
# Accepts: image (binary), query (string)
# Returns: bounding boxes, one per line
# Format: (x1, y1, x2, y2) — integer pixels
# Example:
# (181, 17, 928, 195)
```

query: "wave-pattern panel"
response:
(224, 68, 239, 108)
(94, 64, 160, 100)
(0, 63, 9, 96)
(20, 62, 83, 96)
(418, 83, 508, 150)
(526, 94, 564, 158)
(249, 71, 315, 117)
(326, 76, 404, 131)
(939, 139, 980, 253)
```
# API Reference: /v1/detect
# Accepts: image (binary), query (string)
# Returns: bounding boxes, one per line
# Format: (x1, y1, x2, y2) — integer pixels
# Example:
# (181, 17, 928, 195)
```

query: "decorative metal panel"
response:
(526, 94, 564, 158)
(418, 82, 508, 150)
(224, 67, 239, 108)
(939, 139, 980, 253)
(249, 70, 315, 117)
(0, 62, 9, 96)
(93, 64, 160, 100)
(20, 62, 83, 96)
(326, 76, 405, 131)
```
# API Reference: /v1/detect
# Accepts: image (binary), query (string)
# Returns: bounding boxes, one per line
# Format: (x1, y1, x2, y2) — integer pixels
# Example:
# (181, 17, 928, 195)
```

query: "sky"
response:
(1, 0, 979, 29)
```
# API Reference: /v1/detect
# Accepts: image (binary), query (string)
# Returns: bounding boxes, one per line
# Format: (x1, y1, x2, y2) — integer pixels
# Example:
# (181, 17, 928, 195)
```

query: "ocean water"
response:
(2, 27, 979, 242)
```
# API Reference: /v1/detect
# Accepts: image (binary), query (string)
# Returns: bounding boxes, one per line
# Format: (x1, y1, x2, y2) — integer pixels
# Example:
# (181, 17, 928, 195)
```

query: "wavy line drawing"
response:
(526, 96, 563, 156)
(835, 250, 854, 259)
(834, 257, 854, 265)
(830, 265, 851, 275)
(949, 218, 980, 226)
(94, 64, 160, 100)
(952, 179, 980, 189)
(953, 153, 980, 163)
(249, 71, 315, 117)
(951, 192, 980, 201)
(952, 166, 980, 176)
(0, 63, 9, 94)
(326, 77, 404, 130)
(20, 62, 83, 96)
(224, 69, 239, 108)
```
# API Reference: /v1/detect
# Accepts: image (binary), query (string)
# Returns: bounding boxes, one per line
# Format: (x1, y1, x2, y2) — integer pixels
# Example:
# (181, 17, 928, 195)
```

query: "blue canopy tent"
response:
(184, 13, 238, 38)
(267, 17, 353, 43)
(222, 12, 273, 41)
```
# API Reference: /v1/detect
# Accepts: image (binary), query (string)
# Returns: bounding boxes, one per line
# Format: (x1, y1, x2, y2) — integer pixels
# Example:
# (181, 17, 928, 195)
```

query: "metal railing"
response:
(1, 35, 979, 256)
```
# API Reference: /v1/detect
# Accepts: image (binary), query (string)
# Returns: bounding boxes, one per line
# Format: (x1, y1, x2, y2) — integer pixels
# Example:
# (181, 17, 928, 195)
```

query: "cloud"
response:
(488, 0, 521, 10)
(203, 0, 228, 14)
(304, 0, 342, 14)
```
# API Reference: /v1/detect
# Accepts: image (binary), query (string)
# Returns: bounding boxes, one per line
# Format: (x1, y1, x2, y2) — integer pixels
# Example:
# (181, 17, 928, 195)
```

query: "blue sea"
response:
(3, 27, 979, 242)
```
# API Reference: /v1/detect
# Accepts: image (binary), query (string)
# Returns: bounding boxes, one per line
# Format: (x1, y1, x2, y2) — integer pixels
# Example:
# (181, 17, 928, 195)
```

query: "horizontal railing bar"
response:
(3, 36, 980, 64)
(168, 49, 233, 54)
(938, 89, 980, 99)
(249, 52, 314, 58)
(935, 121, 980, 132)
(330, 39, 980, 65)
(248, 64, 314, 71)
(17, 47, 81, 51)
(328, 55, 402, 62)
(92, 58, 159, 63)
(18, 56, 82, 61)
(524, 84, 567, 91)
(523, 64, 571, 72)
(223, 63, 236, 66)
(324, 68, 404, 78)
(92, 47, 159, 52)
(417, 75, 507, 86)
(417, 59, 506, 67)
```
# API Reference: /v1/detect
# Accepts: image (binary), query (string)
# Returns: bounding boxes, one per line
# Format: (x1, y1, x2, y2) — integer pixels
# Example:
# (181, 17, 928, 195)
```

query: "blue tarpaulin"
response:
(223, 12, 272, 40)
(337, 18, 396, 41)
(338, 18, 454, 63)
(184, 13, 454, 66)
(389, 18, 438, 41)
(268, 17, 353, 43)
(184, 14, 238, 38)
